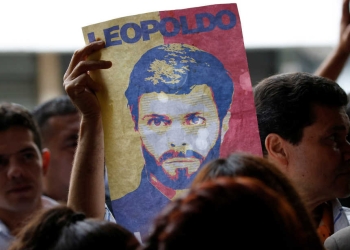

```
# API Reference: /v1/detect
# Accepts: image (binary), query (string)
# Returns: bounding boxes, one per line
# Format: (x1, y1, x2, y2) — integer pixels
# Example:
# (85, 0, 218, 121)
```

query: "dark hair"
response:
(346, 93, 350, 117)
(0, 102, 42, 150)
(8, 205, 140, 250)
(191, 152, 321, 245)
(125, 43, 234, 130)
(31, 95, 78, 130)
(143, 176, 325, 250)
(254, 72, 348, 155)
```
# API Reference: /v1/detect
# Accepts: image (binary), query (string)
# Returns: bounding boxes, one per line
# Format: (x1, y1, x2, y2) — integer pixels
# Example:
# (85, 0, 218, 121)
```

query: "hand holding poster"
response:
(82, 3, 261, 242)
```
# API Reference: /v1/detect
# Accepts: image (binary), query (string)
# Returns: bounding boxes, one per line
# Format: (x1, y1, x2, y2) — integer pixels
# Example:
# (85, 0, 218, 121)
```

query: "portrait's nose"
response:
(167, 121, 188, 148)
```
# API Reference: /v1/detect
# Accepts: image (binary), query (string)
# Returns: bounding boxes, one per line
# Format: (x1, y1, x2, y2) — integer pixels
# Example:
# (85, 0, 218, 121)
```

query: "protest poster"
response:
(82, 3, 261, 241)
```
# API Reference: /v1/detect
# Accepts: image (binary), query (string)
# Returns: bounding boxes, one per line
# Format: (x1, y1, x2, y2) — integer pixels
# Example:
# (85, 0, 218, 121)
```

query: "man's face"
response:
(138, 85, 220, 182)
(42, 113, 80, 202)
(282, 104, 350, 207)
(0, 126, 44, 214)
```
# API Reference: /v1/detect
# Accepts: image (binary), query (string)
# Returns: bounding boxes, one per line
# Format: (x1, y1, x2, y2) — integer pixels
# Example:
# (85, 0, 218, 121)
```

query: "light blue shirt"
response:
(0, 195, 58, 249)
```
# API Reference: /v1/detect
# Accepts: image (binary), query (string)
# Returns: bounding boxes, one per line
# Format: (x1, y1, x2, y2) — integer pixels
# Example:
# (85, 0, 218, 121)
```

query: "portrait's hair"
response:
(254, 72, 348, 155)
(31, 95, 78, 130)
(0, 102, 42, 151)
(191, 152, 321, 245)
(142, 176, 324, 250)
(8, 205, 140, 250)
(125, 43, 234, 129)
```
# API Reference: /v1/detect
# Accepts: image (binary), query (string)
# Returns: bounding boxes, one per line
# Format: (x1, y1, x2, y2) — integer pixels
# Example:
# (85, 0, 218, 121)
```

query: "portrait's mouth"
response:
(164, 157, 198, 163)
(162, 157, 201, 176)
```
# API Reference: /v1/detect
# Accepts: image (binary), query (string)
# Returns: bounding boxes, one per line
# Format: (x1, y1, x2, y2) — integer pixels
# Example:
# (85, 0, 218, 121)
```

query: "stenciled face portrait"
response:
(138, 84, 220, 182)
(125, 43, 234, 191)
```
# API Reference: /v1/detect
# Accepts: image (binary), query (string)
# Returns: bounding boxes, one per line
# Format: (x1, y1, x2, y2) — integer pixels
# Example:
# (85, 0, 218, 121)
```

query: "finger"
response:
(63, 40, 108, 80)
(67, 60, 112, 81)
(64, 71, 101, 95)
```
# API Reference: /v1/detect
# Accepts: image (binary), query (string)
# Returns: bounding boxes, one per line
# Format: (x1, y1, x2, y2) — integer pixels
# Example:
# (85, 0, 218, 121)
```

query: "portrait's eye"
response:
(184, 113, 206, 125)
(146, 117, 171, 127)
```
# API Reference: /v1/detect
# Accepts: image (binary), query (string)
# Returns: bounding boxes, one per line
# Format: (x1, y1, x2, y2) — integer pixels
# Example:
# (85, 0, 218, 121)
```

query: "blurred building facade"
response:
(0, 47, 341, 109)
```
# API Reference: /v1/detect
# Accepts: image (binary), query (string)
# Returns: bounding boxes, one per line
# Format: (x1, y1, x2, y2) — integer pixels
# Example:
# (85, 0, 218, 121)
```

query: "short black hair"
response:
(31, 95, 78, 129)
(0, 102, 42, 150)
(254, 72, 348, 155)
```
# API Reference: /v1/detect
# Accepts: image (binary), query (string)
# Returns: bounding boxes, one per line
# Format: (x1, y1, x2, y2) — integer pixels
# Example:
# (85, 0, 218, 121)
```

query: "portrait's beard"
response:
(142, 136, 221, 190)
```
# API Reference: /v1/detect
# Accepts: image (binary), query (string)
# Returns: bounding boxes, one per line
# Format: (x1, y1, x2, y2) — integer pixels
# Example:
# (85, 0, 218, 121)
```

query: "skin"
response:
(315, 0, 350, 80)
(268, 104, 350, 212)
(64, 40, 112, 219)
(0, 126, 49, 234)
(138, 85, 220, 178)
(41, 113, 80, 203)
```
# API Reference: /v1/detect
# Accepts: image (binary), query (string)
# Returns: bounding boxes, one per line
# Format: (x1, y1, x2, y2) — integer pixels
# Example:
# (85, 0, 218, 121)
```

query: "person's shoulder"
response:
(324, 226, 350, 250)
(41, 195, 59, 208)
(0, 220, 14, 250)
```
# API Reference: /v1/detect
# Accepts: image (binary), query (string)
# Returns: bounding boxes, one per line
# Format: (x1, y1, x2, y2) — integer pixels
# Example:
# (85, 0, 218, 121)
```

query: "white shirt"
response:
(331, 199, 350, 233)
(0, 195, 58, 250)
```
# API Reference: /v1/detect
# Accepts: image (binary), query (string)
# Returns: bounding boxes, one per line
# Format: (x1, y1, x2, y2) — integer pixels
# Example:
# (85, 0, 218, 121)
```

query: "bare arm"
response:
(314, 0, 350, 80)
(63, 40, 112, 219)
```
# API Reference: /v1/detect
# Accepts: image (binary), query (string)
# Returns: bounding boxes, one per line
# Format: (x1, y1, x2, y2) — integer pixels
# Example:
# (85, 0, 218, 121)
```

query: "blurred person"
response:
(338, 92, 350, 207)
(254, 72, 350, 243)
(31, 95, 80, 203)
(191, 152, 322, 244)
(142, 176, 326, 250)
(0, 102, 58, 249)
(314, 0, 350, 209)
(8, 204, 140, 250)
(31, 95, 114, 214)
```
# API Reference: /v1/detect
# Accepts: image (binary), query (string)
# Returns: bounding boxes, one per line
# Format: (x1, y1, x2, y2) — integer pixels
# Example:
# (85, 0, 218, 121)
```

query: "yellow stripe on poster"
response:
(82, 11, 164, 199)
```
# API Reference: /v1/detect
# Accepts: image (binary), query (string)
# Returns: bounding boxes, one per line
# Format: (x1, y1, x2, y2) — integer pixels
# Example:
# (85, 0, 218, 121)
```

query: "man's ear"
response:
(265, 133, 288, 167)
(41, 148, 50, 175)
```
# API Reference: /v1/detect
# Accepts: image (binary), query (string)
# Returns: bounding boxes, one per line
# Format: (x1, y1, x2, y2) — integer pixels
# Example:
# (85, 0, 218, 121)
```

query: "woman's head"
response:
(8, 205, 140, 250)
(143, 176, 324, 250)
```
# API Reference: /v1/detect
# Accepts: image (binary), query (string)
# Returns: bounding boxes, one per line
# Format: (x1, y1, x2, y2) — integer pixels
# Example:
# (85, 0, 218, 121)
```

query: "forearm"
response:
(67, 114, 106, 219)
(314, 45, 350, 81)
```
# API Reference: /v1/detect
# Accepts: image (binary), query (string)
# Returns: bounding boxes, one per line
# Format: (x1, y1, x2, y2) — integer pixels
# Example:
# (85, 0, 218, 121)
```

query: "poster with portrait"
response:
(82, 3, 262, 242)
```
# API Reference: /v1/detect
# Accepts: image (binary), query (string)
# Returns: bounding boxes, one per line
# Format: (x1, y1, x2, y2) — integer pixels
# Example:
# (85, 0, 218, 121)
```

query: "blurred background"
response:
(0, 0, 348, 109)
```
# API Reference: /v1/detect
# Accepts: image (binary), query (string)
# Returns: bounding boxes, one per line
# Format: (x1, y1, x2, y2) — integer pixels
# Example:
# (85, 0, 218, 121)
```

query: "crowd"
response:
(1, 0, 350, 249)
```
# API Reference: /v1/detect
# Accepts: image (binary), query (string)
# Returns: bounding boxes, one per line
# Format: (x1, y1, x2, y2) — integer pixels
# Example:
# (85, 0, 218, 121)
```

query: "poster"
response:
(82, 3, 262, 242)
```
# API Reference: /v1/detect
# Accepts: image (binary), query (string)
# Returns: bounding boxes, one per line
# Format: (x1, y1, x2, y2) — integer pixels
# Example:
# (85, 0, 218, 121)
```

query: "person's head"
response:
(32, 95, 80, 202)
(254, 72, 350, 208)
(143, 176, 325, 250)
(8, 204, 140, 250)
(0, 102, 49, 224)
(125, 43, 234, 189)
(191, 152, 321, 243)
